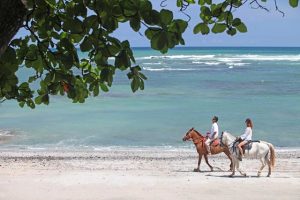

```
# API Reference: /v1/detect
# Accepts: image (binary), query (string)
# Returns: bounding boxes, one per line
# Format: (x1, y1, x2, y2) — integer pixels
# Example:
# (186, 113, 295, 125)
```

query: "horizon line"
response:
(131, 46, 300, 48)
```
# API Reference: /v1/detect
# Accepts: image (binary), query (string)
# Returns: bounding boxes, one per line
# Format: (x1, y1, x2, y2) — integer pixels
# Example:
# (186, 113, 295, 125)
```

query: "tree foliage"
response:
(0, 0, 298, 108)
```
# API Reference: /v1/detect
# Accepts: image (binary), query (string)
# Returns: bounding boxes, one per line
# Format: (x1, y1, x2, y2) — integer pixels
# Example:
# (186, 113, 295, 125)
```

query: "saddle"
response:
(241, 140, 260, 154)
(209, 139, 220, 147)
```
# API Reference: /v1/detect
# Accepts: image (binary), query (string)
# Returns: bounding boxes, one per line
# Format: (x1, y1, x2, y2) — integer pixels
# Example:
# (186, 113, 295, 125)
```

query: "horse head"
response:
(182, 127, 194, 141)
(182, 128, 205, 141)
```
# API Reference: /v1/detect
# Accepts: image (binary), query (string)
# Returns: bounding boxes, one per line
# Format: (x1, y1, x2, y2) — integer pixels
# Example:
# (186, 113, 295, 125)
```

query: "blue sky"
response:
(17, 1, 300, 47)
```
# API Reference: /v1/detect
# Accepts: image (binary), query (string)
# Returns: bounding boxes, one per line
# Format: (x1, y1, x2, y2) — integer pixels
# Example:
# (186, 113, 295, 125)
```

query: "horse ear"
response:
(192, 127, 194, 130)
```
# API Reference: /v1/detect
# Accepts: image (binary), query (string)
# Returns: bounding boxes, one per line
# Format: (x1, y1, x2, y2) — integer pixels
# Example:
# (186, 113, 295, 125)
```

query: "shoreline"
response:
(1, 145, 300, 151)
(0, 147, 299, 200)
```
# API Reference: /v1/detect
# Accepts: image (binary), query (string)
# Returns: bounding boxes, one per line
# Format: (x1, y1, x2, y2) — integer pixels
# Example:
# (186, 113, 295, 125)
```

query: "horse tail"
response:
(265, 142, 275, 168)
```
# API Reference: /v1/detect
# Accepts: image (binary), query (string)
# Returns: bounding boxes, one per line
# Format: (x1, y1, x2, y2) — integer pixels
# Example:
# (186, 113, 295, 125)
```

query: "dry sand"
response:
(0, 148, 299, 200)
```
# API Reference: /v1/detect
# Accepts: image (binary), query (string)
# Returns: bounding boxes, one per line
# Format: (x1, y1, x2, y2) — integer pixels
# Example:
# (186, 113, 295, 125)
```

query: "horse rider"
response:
(236, 118, 253, 160)
(205, 116, 219, 155)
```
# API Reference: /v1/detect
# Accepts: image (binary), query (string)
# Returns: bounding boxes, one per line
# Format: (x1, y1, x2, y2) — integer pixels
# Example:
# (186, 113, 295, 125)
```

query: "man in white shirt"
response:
(205, 116, 219, 155)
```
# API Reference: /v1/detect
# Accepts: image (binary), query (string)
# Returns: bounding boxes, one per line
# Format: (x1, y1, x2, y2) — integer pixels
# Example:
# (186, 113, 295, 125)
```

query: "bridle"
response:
(184, 128, 205, 145)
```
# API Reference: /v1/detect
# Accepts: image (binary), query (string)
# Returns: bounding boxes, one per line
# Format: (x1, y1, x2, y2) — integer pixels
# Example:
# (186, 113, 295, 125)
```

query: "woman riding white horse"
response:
(237, 118, 253, 161)
(220, 120, 275, 177)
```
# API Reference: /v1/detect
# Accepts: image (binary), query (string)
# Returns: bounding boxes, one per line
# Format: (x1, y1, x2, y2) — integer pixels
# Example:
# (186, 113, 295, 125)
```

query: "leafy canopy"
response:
(0, 0, 298, 108)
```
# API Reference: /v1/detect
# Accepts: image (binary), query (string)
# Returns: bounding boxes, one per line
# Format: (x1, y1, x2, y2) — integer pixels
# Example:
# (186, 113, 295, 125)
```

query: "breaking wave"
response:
(137, 54, 300, 62)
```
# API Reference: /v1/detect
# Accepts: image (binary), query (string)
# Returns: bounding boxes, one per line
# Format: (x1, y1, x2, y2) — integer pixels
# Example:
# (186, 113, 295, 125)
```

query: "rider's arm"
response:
(240, 128, 250, 140)
(211, 131, 217, 139)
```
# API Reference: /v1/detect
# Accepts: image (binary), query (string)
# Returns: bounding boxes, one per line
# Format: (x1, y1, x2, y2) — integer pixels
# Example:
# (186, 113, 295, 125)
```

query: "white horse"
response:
(220, 131, 275, 177)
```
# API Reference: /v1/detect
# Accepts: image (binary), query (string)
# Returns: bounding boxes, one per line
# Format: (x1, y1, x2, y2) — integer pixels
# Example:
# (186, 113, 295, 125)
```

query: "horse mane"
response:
(193, 129, 205, 138)
(223, 131, 236, 139)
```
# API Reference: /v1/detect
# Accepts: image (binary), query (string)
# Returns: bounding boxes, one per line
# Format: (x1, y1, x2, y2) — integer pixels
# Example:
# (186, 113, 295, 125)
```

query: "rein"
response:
(186, 129, 205, 146)
(192, 136, 205, 144)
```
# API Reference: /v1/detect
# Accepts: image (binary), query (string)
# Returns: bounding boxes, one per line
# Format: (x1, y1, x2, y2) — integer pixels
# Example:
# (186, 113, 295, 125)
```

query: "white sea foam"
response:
(137, 54, 215, 60)
(143, 67, 196, 71)
(0, 130, 14, 137)
(233, 54, 300, 61)
(142, 62, 162, 65)
(226, 62, 250, 66)
(192, 61, 221, 65)
(137, 54, 300, 62)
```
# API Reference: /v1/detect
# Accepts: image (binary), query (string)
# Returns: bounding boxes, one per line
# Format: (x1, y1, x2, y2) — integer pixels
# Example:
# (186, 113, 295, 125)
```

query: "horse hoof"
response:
(193, 168, 201, 172)
(229, 174, 234, 177)
(243, 173, 247, 177)
(257, 172, 261, 177)
(267, 174, 271, 177)
(210, 168, 214, 172)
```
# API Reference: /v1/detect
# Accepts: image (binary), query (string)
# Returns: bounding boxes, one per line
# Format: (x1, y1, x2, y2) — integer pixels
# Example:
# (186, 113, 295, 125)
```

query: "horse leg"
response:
(194, 154, 202, 172)
(236, 160, 247, 176)
(204, 154, 213, 171)
(229, 158, 236, 177)
(266, 156, 271, 177)
(224, 149, 233, 171)
(257, 158, 266, 177)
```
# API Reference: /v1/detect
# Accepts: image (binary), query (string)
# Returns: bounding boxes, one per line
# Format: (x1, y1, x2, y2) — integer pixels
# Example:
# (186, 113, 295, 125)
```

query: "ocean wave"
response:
(143, 67, 197, 71)
(226, 62, 250, 66)
(233, 54, 300, 61)
(137, 54, 215, 60)
(0, 130, 14, 137)
(136, 54, 300, 62)
(142, 62, 162, 65)
(192, 61, 221, 65)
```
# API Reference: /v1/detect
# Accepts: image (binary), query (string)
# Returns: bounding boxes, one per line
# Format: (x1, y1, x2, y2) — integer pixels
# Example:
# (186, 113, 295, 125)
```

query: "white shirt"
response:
(209, 122, 219, 139)
(240, 127, 252, 141)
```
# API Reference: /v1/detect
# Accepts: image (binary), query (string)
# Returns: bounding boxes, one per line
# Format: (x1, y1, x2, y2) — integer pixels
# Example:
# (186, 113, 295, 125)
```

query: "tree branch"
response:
(274, 0, 285, 17)
(250, 0, 270, 12)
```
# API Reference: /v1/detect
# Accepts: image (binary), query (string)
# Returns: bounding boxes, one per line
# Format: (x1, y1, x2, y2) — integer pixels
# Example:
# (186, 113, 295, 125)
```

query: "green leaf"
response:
(232, 18, 241, 27)
(150, 31, 168, 52)
(226, 28, 237, 36)
(193, 23, 210, 34)
(131, 77, 140, 92)
(19, 101, 25, 108)
(145, 28, 161, 40)
(172, 19, 188, 33)
(45, 0, 56, 8)
(177, 0, 183, 7)
(63, 18, 83, 33)
(130, 17, 141, 32)
(160, 9, 173, 25)
(289, 0, 299, 7)
(100, 83, 109, 92)
(198, 0, 205, 5)
(211, 23, 227, 33)
(205, 0, 212, 4)
(236, 22, 247, 33)
(80, 37, 93, 52)
(93, 85, 99, 96)
(139, 72, 147, 80)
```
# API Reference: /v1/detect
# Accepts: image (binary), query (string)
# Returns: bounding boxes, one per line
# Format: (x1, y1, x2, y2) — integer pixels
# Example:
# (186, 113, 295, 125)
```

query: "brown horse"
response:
(182, 127, 233, 172)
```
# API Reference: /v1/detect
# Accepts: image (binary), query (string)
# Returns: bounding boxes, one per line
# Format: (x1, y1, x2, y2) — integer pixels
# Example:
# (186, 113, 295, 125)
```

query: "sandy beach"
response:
(0, 148, 299, 200)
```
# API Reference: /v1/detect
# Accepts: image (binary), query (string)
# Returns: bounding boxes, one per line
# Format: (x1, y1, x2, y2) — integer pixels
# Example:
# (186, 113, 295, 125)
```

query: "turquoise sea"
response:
(1, 47, 300, 149)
